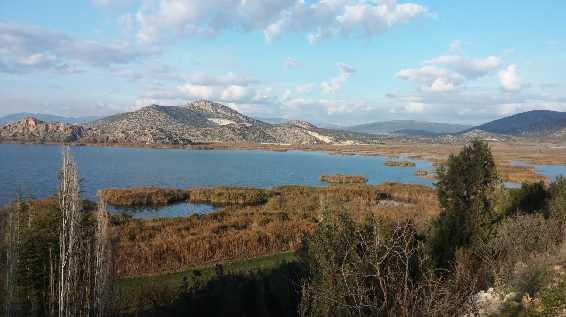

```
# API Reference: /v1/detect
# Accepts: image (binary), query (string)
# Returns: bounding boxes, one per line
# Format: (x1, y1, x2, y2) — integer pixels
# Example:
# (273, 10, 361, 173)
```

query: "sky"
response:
(1, 0, 566, 125)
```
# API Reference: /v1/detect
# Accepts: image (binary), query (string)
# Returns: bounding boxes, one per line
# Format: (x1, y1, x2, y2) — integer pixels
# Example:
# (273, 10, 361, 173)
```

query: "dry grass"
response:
(415, 169, 428, 177)
(496, 161, 548, 184)
(113, 208, 315, 277)
(98, 187, 187, 207)
(320, 174, 367, 184)
(384, 160, 416, 167)
(187, 187, 270, 205)
(111, 183, 441, 278)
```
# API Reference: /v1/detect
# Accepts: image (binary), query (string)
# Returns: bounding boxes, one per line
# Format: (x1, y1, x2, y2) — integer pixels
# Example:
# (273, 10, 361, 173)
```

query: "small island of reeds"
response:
(320, 174, 368, 184)
(384, 160, 416, 167)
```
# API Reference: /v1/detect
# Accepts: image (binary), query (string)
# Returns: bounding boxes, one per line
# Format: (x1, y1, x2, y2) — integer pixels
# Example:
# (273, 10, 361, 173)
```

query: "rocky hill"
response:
(0, 100, 380, 145)
(0, 117, 85, 142)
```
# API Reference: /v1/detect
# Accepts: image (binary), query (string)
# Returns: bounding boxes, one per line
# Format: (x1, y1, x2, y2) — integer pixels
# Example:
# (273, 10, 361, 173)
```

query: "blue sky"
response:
(1, 0, 565, 125)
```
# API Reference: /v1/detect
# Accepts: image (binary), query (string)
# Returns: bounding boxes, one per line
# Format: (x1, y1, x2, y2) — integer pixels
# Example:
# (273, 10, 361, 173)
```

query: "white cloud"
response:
(134, 71, 275, 107)
(397, 44, 501, 92)
(0, 22, 152, 74)
(321, 63, 356, 94)
(499, 64, 524, 92)
(425, 55, 500, 79)
(133, 0, 429, 45)
(396, 65, 464, 92)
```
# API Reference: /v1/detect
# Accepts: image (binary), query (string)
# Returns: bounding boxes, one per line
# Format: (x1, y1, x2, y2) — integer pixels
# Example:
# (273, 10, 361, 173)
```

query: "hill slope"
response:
(470, 110, 566, 136)
(343, 120, 471, 135)
(0, 100, 381, 145)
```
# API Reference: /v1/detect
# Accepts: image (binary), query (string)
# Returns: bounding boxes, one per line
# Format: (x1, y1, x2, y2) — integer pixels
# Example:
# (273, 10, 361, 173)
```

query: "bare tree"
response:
(58, 148, 82, 317)
(94, 197, 111, 317)
(5, 198, 22, 316)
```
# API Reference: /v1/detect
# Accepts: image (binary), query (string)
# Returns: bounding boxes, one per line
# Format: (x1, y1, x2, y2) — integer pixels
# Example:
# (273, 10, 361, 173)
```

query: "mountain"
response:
(0, 100, 380, 146)
(0, 113, 100, 125)
(342, 120, 471, 135)
(469, 110, 566, 137)
(0, 117, 85, 142)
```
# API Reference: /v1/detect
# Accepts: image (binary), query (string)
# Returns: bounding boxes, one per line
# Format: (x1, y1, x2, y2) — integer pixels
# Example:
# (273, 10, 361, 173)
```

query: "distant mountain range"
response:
(1, 104, 565, 145)
(0, 100, 380, 145)
(465, 110, 566, 137)
(341, 120, 472, 135)
(0, 113, 100, 125)
(255, 117, 343, 129)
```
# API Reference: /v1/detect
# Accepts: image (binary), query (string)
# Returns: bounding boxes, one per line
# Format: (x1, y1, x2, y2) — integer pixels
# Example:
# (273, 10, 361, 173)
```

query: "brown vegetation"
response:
(111, 183, 440, 277)
(415, 169, 428, 177)
(187, 187, 270, 205)
(98, 187, 187, 207)
(496, 161, 548, 184)
(384, 160, 416, 167)
(320, 174, 367, 184)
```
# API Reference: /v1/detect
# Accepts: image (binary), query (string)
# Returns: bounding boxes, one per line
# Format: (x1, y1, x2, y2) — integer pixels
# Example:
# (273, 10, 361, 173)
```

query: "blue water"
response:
(108, 202, 216, 219)
(0, 144, 435, 208)
(511, 160, 566, 182)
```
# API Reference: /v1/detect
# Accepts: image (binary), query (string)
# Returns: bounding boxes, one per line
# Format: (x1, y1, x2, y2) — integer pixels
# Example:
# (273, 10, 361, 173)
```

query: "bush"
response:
(429, 139, 500, 269)
(299, 211, 479, 317)
(548, 176, 566, 223)
(505, 182, 549, 216)
(481, 214, 562, 287)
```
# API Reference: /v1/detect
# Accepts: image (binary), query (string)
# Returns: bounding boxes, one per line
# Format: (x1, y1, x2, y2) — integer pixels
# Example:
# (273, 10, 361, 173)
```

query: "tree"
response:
(429, 139, 500, 270)
(3, 147, 112, 316)
(5, 198, 22, 316)
(505, 181, 549, 216)
(58, 148, 83, 317)
(548, 176, 566, 226)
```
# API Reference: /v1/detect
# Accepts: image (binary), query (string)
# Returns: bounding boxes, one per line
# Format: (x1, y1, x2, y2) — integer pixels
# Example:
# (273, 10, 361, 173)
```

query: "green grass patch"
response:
(114, 252, 298, 313)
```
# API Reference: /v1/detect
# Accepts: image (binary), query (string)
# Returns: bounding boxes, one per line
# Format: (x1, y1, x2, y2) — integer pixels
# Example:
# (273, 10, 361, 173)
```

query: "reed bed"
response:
(384, 160, 416, 167)
(98, 187, 187, 207)
(320, 174, 368, 184)
(111, 183, 440, 277)
(187, 187, 270, 205)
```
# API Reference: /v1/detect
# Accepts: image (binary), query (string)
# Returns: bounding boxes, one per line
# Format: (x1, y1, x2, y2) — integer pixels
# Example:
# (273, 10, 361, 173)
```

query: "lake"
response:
(0, 144, 433, 206)
(2, 144, 565, 219)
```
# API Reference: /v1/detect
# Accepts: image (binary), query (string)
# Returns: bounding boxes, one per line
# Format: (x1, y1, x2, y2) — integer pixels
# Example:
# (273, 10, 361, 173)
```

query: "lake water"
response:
(0, 143, 433, 204)
(2, 144, 565, 219)
(107, 202, 216, 219)
(512, 160, 566, 182)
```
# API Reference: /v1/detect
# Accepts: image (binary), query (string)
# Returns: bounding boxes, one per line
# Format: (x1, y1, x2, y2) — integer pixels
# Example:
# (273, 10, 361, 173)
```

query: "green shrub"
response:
(548, 176, 566, 222)
(505, 182, 549, 216)
(429, 139, 500, 269)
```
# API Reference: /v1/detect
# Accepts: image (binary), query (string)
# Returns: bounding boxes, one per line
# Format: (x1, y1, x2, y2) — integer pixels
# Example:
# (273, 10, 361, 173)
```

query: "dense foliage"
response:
(429, 139, 500, 269)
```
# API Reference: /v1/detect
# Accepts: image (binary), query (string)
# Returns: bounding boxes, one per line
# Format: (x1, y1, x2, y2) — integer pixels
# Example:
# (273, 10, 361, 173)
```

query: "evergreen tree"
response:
(429, 139, 500, 269)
